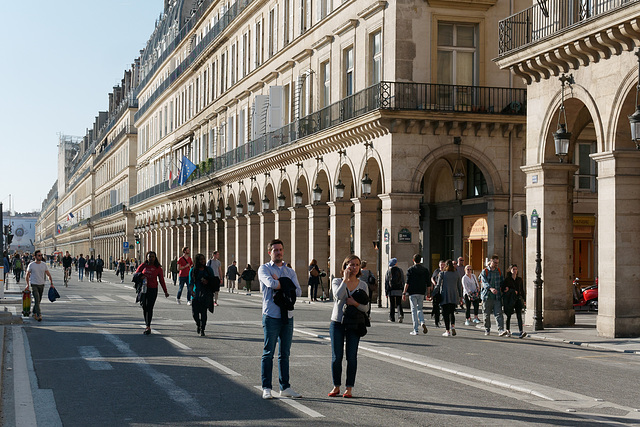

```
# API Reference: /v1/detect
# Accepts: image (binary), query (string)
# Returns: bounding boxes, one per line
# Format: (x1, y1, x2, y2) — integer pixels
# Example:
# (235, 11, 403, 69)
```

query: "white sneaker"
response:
(187, 300, 192, 306)
(262, 388, 273, 399)
(409, 330, 418, 335)
(176, 298, 181, 304)
(442, 331, 451, 337)
(498, 330, 509, 337)
(464, 320, 471, 326)
(473, 318, 481, 323)
(279, 388, 302, 398)
(506, 330, 512, 337)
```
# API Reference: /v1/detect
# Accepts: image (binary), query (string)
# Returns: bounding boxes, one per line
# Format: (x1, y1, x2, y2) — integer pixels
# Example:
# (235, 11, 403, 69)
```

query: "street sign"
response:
(511, 211, 528, 237)
(123, 242, 129, 249)
(398, 228, 412, 242)
(123, 248, 129, 254)
(531, 209, 539, 229)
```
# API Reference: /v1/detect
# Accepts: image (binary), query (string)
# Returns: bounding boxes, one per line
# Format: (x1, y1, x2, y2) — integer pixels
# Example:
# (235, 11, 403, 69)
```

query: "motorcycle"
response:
(572, 277, 598, 311)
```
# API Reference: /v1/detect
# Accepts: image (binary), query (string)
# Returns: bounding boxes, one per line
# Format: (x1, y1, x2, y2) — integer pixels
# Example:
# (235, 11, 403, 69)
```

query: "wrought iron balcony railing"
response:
(130, 81, 526, 206)
(498, 0, 639, 56)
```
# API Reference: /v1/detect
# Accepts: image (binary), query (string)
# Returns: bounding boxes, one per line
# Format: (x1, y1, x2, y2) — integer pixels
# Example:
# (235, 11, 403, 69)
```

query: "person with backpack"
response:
(225, 260, 239, 293)
(13, 253, 23, 284)
(308, 259, 320, 302)
(95, 255, 105, 282)
(480, 254, 508, 337)
(87, 255, 96, 282)
(78, 254, 86, 281)
(385, 258, 405, 323)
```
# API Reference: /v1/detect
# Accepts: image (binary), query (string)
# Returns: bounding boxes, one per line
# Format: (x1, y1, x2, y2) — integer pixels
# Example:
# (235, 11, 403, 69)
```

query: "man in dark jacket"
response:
(385, 258, 405, 323)
(403, 254, 430, 335)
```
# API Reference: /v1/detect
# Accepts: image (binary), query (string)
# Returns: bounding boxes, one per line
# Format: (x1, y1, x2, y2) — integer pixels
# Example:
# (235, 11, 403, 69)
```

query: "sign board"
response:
(531, 209, 539, 230)
(123, 242, 129, 249)
(398, 228, 412, 242)
(123, 248, 129, 254)
(383, 229, 389, 243)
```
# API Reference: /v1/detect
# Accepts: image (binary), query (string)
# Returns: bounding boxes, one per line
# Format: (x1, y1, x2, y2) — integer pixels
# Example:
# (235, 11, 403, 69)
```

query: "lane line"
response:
(99, 330, 206, 417)
(252, 386, 324, 418)
(13, 327, 38, 427)
(199, 357, 242, 376)
(164, 336, 191, 350)
(94, 296, 116, 302)
(78, 346, 113, 370)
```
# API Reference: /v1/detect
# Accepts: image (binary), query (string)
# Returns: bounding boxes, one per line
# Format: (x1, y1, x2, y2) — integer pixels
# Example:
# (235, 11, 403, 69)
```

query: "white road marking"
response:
(200, 357, 242, 376)
(253, 386, 324, 418)
(117, 295, 136, 302)
(164, 336, 191, 350)
(13, 327, 38, 427)
(94, 295, 116, 302)
(99, 330, 206, 417)
(67, 295, 87, 302)
(78, 346, 113, 370)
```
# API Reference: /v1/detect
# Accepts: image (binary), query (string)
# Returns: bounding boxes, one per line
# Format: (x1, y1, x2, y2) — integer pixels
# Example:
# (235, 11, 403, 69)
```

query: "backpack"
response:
(390, 267, 403, 290)
(14, 259, 22, 270)
(367, 273, 376, 286)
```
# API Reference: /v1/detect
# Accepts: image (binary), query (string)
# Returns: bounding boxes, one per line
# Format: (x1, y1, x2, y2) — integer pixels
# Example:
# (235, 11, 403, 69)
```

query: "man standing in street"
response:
(403, 254, 430, 335)
(176, 247, 194, 305)
(456, 256, 465, 277)
(78, 254, 86, 281)
(207, 251, 224, 306)
(480, 254, 507, 336)
(226, 260, 239, 293)
(25, 250, 54, 321)
(430, 260, 445, 327)
(258, 239, 302, 400)
(385, 258, 405, 323)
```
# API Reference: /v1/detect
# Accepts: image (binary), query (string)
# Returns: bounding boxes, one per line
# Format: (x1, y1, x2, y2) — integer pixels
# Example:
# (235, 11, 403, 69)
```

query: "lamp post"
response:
(554, 73, 574, 162)
(224, 204, 232, 217)
(277, 192, 286, 210)
(335, 180, 345, 199)
(294, 188, 303, 206)
(262, 196, 270, 212)
(248, 198, 256, 213)
(533, 217, 544, 331)
(312, 184, 323, 204)
(628, 48, 640, 149)
(236, 201, 244, 215)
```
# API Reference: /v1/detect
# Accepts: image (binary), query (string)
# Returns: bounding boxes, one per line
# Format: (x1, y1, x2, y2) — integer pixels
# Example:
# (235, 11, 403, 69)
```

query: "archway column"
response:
(352, 197, 380, 278)
(328, 201, 352, 279)
(274, 209, 291, 254)
(235, 215, 247, 266)
(259, 211, 275, 267)
(223, 218, 236, 271)
(307, 204, 329, 274)
(522, 163, 578, 328)
(592, 150, 640, 337)
(246, 214, 261, 269)
(378, 193, 422, 276)
(289, 206, 309, 294)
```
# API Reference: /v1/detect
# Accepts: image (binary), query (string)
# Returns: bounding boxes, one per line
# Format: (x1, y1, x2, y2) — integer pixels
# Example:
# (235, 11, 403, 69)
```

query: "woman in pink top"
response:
(135, 251, 169, 335)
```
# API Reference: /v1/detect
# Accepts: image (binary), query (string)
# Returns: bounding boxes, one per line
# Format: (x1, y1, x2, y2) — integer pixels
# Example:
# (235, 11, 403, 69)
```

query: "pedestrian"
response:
(135, 251, 169, 335)
(24, 250, 54, 322)
(240, 264, 256, 295)
(73, 256, 78, 271)
(480, 254, 508, 337)
(456, 256, 466, 277)
(226, 260, 238, 293)
(430, 260, 445, 327)
(3, 251, 10, 286)
(384, 258, 404, 323)
(360, 260, 376, 318)
(502, 264, 526, 338)
(258, 239, 302, 400)
(117, 257, 126, 283)
(308, 259, 320, 302)
(78, 254, 86, 281)
(95, 255, 104, 282)
(328, 254, 369, 398)
(12, 253, 23, 284)
(437, 260, 463, 337)
(462, 265, 481, 325)
(206, 251, 223, 307)
(176, 247, 194, 305)
(189, 253, 218, 336)
(87, 255, 96, 282)
(169, 256, 178, 286)
(402, 254, 430, 335)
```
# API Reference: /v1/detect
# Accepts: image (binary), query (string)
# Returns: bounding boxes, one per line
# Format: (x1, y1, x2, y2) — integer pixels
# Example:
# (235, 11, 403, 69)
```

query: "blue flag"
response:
(179, 156, 197, 186)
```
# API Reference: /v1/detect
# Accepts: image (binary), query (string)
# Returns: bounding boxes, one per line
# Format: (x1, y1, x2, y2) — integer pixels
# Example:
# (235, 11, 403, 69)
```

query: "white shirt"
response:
(27, 261, 49, 285)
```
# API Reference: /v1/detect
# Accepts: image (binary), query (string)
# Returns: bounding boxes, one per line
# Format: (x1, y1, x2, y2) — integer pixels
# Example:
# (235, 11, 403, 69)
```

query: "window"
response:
(437, 23, 478, 108)
(371, 31, 382, 85)
(283, 0, 290, 46)
(466, 160, 488, 198)
(344, 47, 354, 96)
(321, 61, 330, 107)
(221, 52, 227, 92)
(575, 142, 597, 192)
(268, 6, 278, 58)
(231, 43, 237, 85)
(319, 0, 331, 20)
(300, 0, 310, 34)
(255, 20, 263, 67)
(242, 31, 250, 77)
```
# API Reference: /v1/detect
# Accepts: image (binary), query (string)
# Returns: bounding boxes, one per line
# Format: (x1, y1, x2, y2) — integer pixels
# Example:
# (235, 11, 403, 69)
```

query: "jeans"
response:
(171, 272, 177, 286)
(96, 271, 102, 281)
(389, 295, 404, 321)
(330, 321, 360, 387)
(78, 268, 84, 281)
(32, 284, 44, 316)
(88, 270, 94, 281)
(192, 298, 208, 331)
(261, 314, 294, 390)
(464, 295, 480, 319)
(310, 283, 318, 300)
(441, 303, 456, 330)
(409, 294, 425, 332)
(177, 276, 191, 301)
(506, 309, 524, 332)
(483, 297, 505, 331)
(142, 288, 158, 327)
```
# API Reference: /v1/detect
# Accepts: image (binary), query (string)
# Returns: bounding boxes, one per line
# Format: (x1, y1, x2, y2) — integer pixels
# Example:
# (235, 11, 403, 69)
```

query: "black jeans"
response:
(142, 288, 158, 327)
(96, 271, 102, 281)
(441, 303, 456, 330)
(506, 309, 524, 332)
(389, 295, 404, 321)
(192, 299, 208, 331)
(464, 295, 480, 319)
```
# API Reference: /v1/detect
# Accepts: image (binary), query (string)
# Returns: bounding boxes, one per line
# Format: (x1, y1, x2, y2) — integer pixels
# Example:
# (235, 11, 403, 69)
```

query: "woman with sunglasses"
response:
(135, 251, 169, 335)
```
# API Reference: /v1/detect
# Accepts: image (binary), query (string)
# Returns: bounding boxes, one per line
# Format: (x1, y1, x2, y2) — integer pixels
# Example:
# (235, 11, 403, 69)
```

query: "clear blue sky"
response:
(0, 0, 161, 213)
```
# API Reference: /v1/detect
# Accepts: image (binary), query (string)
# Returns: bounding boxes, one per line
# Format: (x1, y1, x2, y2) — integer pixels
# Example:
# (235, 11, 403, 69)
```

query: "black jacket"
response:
(274, 277, 297, 323)
(406, 263, 430, 295)
(342, 289, 369, 337)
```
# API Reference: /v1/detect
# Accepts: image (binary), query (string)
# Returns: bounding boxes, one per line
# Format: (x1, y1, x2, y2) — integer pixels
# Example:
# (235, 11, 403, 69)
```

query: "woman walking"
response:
(502, 264, 526, 338)
(117, 258, 126, 283)
(308, 259, 320, 302)
(169, 256, 179, 286)
(135, 251, 169, 335)
(189, 254, 216, 336)
(12, 253, 23, 284)
(240, 264, 256, 295)
(328, 254, 369, 398)
(462, 265, 481, 325)
(437, 260, 463, 337)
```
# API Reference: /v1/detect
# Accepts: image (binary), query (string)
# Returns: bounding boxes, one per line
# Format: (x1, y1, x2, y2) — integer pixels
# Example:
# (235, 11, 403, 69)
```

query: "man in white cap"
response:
(384, 258, 405, 322)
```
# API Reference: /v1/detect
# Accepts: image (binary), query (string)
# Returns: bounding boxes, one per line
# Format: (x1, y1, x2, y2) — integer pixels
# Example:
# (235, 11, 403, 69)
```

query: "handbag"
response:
(48, 287, 60, 302)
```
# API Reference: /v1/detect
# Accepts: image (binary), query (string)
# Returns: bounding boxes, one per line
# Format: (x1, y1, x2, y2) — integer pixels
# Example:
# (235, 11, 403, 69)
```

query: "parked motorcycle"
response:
(573, 277, 598, 311)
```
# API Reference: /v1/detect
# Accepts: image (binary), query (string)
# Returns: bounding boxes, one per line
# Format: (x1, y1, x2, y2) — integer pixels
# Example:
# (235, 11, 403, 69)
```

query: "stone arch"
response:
(335, 160, 355, 200)
(609, 64, 639, 151)
(295, 174, 310, 205)
(313, 169, 331, 203)
(263, 183, 276, 210)
(278, 179, 292, 208)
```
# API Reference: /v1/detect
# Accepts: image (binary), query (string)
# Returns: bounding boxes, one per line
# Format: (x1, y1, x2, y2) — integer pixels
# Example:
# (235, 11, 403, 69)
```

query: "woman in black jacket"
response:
(501, 264, 526, 338)
(189, 253, 217, 336)
(240, 264, 256, 294)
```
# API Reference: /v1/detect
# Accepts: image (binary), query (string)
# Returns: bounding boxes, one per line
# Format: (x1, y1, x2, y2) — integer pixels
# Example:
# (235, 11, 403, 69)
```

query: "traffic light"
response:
(6, 233, 13, 245)
(135, 235, 140, 244)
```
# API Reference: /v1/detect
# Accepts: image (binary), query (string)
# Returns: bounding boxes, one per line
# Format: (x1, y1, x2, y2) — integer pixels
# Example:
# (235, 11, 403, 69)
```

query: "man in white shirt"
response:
(206, 251, 224, 306)
(25, 250, 54, 321)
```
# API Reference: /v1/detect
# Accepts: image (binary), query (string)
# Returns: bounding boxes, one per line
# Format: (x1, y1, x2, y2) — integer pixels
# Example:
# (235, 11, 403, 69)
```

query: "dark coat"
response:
(274, 277, 297, 323)
(342, 289, 369, 337)
(190, 266, 218, 313)
(502, 273, 524, 315)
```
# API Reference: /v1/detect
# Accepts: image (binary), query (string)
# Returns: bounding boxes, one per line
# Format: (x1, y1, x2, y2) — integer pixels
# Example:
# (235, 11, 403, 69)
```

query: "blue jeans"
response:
(261, 314, 293, 390)
(177, 276, 191, 301)
(409, 294, 425, 332)
(78, 268, 84, 281)
(89, 270, 94, 281)
(330, 321, 360, 387)
(483, 297, 505, 331)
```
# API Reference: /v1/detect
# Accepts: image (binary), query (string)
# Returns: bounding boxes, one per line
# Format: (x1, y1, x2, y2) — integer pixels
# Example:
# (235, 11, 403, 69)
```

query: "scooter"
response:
(572, 277, 598, 310)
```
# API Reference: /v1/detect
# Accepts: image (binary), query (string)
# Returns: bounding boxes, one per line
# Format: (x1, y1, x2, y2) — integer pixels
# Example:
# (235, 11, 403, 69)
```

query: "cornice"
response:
(426, 0, 497, 11)
(333, 19, 358, 36)
(357, 1, 387, 20)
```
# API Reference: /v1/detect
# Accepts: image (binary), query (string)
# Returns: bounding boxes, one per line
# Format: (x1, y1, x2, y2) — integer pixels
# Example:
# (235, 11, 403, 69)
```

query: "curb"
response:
(525, 333, 640, 355)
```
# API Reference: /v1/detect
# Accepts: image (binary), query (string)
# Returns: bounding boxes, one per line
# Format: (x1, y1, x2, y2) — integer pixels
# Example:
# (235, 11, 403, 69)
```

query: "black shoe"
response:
(143, 329, 151, 335)
(200, 330, 205, 336)
(197, 326, 200, 334)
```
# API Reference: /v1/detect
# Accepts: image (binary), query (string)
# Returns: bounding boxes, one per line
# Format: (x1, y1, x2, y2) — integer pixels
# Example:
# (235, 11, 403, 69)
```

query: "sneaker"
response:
(280, 388, 302, 398)
(410, 330, 418, 335)
(214, 302, 218, 307)
(485, 330, 490, 336)
(498, 330, 508, 337)
(398, 317, 403, 324)
(262, 388, 273, 399)
(520, 331, 527, 339)
(187, 301, 192, 306)
(451, 327, 456, 336)
(473, 318, 481, 323)
(464, 320, 471, 326)
(421, 323, 428, 334)
(176, 298, 181, 304)
(506, 330, 512, 337)
(388, 319, 395, 323)
(442, 331, 451, 337)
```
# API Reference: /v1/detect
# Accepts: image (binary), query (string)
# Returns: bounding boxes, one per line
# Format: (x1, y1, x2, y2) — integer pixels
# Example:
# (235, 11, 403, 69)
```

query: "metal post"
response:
(0, 203, 4, 252)
(377, 228, 382, 308)
(533, 217, 544, 330)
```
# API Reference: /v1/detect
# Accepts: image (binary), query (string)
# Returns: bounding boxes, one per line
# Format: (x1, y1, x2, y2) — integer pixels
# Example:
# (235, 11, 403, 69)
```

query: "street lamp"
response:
(190, 213, 196, 223)
(206, 210, 213, 221)
(335, 180, 345, 199)
(277, 192, 286, 210)
(294, 188, 303, 206)
(628, 48, 640, 149)
(312, 184, 323, 204)
(362, 142, 373, 197)
(554, 73, 574, 162)
(236, 201, 244, 215)
(248, 198, 256, 213)
(452, 137, 465, 199)
(215, 205, 222, 219)
(224, 204, 232, 217)
(262, 196, 270, 212)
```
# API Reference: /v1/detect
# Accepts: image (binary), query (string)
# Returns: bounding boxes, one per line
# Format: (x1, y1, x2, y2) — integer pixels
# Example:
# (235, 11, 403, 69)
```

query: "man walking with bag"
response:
(385, 258, 405, 323)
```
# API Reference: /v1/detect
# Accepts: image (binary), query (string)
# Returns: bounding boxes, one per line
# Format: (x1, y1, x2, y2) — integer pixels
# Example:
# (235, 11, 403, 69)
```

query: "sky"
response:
(0, 0, 162, 214)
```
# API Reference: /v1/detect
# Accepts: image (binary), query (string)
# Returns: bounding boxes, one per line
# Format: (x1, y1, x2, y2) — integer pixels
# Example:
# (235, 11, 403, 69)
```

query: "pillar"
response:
(328, 201, 353, 278)
(247, 213, 261, 268)
(259, 211, 275, 266)
(352, 197, 380, 278)
(235, 215, 247, 265)
(378, 193, 422, 278)
(307, 204, 330, 273)
(289, 206, 309, 294)
(274, 209, 291, 255)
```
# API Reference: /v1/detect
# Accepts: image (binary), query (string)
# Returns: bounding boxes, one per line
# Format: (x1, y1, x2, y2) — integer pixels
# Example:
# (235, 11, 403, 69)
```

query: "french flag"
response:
(67, 212, 74, 221)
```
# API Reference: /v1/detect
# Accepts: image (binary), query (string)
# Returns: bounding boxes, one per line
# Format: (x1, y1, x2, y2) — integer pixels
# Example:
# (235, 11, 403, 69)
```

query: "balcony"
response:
(130, 81, 526, 207)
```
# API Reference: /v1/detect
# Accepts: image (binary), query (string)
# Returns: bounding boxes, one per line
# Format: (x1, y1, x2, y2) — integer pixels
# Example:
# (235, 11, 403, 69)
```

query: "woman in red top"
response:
(135, 251, 169, 335)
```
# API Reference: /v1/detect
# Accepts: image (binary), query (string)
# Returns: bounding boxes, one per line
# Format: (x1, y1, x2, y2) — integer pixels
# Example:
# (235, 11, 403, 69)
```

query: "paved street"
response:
(1, 267, 640, 426)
